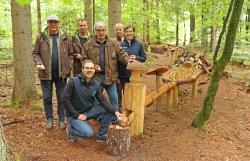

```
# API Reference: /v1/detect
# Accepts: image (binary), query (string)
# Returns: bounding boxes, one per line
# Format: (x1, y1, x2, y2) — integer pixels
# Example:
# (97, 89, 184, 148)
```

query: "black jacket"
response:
(62, 74, 116, 119)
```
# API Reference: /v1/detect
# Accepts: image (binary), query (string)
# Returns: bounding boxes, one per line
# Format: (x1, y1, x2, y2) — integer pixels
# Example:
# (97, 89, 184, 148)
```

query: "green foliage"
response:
(0, 100, 20, 109)
(30, 100, 43, 111)
(15, 154, 22, 161)
(15, 0, 32, 6)
(0, 49, 13, 64)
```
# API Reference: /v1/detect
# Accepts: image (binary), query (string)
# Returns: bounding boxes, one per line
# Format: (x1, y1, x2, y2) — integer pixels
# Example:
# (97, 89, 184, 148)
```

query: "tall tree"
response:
(11, 0, 38, 104)
(155, 0, 161, 43)
(192, 0, 244, 129)
(190, 1, 195, 43)
(84, 0, 93, 35)
(213, 0, 234, 63)
(201, 0, 208, 48)
(0, 122, 15, 161)
(143, 0, 150, 47)
(175, 0, 179, 45)
(246, 1, 250, 41)
(210, 0, 217, 52)
(108, 0, 121, 38)
(37, 0, 41, 33)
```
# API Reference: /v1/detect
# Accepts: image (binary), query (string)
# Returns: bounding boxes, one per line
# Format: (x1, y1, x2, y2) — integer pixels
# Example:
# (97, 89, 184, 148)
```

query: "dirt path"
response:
(1, 53, 250, 161)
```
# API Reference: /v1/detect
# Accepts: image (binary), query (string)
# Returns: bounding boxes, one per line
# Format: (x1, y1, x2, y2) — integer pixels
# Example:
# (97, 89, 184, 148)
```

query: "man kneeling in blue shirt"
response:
(62, 60, 122, 143)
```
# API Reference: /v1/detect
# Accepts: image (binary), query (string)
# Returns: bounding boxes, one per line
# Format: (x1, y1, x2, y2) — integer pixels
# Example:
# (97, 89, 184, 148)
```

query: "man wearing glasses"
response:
(82, 21, 135, 113)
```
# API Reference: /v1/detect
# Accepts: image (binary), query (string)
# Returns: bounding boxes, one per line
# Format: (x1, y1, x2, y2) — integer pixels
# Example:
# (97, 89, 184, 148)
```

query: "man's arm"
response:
(62, 78, 80, 119)
(81, 41, 89, 61)
(72, 36, 84, 60)
(116, 41, 129, 65)
(95, 87, 116, 114)
(136, 43, 146, 62)
(32, 35, 43, 65)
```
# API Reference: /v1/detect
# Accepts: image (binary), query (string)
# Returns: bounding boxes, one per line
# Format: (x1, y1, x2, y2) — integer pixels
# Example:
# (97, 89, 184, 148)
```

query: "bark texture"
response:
(11, 0, 38, 104)
(108, 0, 121, 38)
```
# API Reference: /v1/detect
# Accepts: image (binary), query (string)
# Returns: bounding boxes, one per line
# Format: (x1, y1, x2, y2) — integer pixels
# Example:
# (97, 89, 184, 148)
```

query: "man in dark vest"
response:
(62, 60, 122, 143)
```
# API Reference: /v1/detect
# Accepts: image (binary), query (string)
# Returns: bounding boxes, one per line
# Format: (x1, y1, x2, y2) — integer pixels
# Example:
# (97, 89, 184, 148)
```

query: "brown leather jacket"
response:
(33, 29, 81, 80)
(82, 36, 128, 85)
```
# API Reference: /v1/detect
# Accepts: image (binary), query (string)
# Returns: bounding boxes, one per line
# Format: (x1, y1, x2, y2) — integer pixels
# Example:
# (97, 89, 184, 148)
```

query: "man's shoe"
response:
(59, 122, 66, 129)
(96, 134, 108, 143)
(46, 119, 53, 130)
(66, 126, 75, 143)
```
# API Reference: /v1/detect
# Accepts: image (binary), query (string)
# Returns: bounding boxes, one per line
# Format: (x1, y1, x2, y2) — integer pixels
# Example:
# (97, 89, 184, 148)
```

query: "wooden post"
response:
(123, 61, 146, 136)
(172, 86, 179, 108)
(192, 79, 198, 98)
(145, 66, 168, 112)
(166, 85, 173, 111)
(156, 73, 163, 111)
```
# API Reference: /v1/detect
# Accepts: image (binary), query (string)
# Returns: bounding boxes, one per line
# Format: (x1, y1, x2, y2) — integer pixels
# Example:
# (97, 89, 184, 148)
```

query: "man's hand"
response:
(76, 54, 82, 59)
(78, 114, 87, 121)
(129, 55, 136, 60)
(115, 79, 121, 84)
(128, 55, 136, 63)
(115, 111, 123, 121)
(95, 65, 102, 72)
(36, 64, 45, 70)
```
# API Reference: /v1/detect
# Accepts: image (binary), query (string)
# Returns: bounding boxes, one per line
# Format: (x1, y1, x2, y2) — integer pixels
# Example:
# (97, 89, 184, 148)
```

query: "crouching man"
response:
(62, 60, 122, 143)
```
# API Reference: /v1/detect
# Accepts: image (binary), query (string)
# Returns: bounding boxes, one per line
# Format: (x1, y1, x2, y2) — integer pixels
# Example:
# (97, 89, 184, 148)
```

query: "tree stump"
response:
(106, 125, 130, 158)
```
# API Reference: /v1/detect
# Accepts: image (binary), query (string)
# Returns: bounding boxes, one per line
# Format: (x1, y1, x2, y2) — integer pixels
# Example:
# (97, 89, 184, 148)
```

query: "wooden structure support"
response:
(122, 61, 146, 136)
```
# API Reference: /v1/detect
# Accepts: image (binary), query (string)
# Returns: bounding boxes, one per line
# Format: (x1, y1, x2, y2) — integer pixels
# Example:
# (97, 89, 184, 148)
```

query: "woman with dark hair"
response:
(117, 25, 146, 107)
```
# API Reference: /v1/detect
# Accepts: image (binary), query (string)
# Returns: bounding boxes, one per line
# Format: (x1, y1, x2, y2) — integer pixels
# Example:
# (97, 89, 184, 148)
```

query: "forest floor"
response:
(0, 52, 250, 161)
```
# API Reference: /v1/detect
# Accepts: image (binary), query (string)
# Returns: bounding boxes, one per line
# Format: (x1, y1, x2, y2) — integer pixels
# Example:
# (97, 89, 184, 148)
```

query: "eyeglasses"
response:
(96, 29, 105, 32)
(83, 67, 94, 70)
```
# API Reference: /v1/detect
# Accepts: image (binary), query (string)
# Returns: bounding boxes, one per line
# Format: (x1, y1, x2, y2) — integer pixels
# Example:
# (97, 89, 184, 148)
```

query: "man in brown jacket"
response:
(72, 19, 90, 76)
(33, 15, 82, 130)
(82, 21, 134, 113)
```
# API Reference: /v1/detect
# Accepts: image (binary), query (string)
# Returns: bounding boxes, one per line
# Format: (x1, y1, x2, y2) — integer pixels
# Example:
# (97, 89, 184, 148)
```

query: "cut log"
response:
(106, 125, 130, 158)
(2, 117, 25, 126)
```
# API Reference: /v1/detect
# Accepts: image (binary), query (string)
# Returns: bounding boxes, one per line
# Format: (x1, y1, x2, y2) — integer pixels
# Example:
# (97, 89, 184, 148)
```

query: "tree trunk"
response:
(213, 0, 234, 63)
(84, 0, 93, 36)
(0, 121, 15, 161)
(246, 4, 250, 41)
(143, 0, 150, 48)
(93, 0, 95, 34)
(11, 0, 38, 105)
(190, 2, 195, 44)
(201, 3, 208, 48)
(108, 0, 121, 38)
(175, 0, 179, 45)
(210, 25, 216, 52)
(183, 21, 186, 45)
(37, 0, 41, 33)
(192, 0, 244, 129)
(210, 0, 216, 53)
(155, 0, 160, 44)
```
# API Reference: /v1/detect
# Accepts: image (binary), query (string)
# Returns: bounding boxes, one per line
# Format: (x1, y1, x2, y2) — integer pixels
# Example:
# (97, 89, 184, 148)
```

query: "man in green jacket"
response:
(33, 15, 81, 130)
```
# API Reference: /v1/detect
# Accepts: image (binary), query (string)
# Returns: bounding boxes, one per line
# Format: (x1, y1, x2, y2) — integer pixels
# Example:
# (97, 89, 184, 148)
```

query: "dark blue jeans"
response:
(67, 104, 115, 138)
(97, 73, 119, 111)
(40, 76, 66, 122)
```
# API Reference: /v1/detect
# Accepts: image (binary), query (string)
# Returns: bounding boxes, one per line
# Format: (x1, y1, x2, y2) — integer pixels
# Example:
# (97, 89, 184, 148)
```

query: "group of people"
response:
(32, 15, 146, 143)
